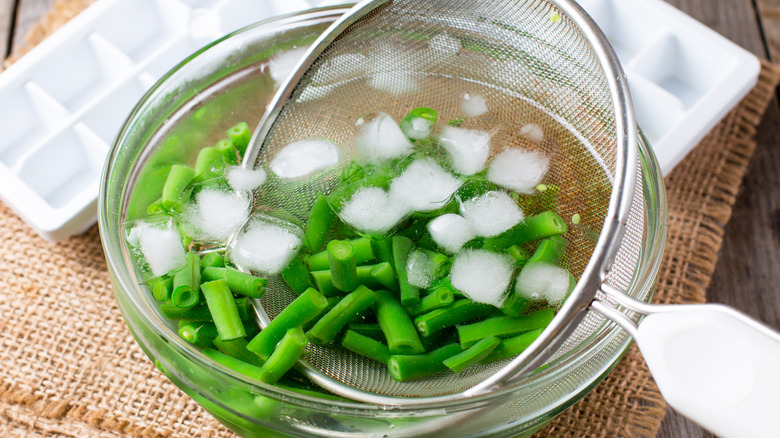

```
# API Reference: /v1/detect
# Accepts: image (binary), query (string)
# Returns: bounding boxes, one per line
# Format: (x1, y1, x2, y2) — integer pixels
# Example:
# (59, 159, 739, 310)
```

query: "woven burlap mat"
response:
(2, 1, 780, 437)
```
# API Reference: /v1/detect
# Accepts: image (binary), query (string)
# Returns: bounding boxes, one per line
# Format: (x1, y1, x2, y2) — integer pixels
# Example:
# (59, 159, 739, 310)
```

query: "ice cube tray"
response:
(0, 0, 760, 241)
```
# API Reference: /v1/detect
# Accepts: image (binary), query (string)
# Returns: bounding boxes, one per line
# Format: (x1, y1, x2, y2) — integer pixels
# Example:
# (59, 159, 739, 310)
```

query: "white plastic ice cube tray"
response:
(0, 0, 760, 241)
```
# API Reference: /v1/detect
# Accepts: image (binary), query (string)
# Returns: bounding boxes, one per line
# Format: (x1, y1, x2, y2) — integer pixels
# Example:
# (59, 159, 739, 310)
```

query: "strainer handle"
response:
(631, 304, 780, 438)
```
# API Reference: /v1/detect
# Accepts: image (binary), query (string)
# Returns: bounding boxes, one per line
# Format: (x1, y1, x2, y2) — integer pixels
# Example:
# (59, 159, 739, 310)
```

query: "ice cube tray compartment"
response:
(0, 0, 761, 240)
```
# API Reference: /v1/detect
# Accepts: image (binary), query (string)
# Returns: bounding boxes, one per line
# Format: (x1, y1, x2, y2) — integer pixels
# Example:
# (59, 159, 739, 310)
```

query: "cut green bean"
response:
(178, 323, 214, 348)
(308, 237, 376, 271)
(203, 348, 267, 381)
(346, 323, 385, 342)
(213, 336, 265, 367)
(374, 290, 424, 354)
(215, 138, 239, 165)
(226, 122, 251, 157)
(247, 288, 328, 360)
(356, 265, 381, 289)
(305, 194, 336, 252)
(159, 302, 212, 321)
(371, 237, 395, 267)
(282, 257, 314, 295)
(526, 235, 568, 265)
(341, 329, 392, 364)
(194, 146, 225, 178)
(392, 236, 420, 307)
(482, 210, 568, 250)
(414, 300, 495, 338)
(256, 328, 308, 384)
(369, 262, 397, 290)
(307, 285, 378, 345)
(201, 252, 225, 268)
(328, 240, 359, 292)
(506, 245, 531, 265)
(150, 276, 173, 301)
(146, 198, 165, 215)
(456, 309, 555, 349)
(444, 335, 501, 373)
(310, 270, 340, 297)
(481, 328, 544, 363)
(201, 279, 246, 341)
(406, 284, 455, 317)
(161, 164, 196, 212)
(202, 266, 267, 298)
(172, 252, 201, 308)
(388, 343, 462, 382)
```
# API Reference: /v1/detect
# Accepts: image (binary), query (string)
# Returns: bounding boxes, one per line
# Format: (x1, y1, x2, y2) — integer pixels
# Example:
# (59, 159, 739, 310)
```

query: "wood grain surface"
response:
(0, 1, 778, 437)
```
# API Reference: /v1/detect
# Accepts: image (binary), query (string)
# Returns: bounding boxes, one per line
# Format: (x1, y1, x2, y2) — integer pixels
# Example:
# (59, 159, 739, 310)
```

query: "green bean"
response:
(310, 270, 341, 297)
(305, 194, 336, 252)
(526, 235, 568, 265)
(161, 164, 196, 212)
(414, 300, 495, 338)
(444, 335, 501, 373)
(247, 288, 328, 360)
(303, 296, 342, 331)
(307, 285, 377, 345)
(201, 279, 246, 341)
(506, 245, 531, 265)
(201, 251, 225, 268)
(159, 302, 212, 321)
(178, 323, 215, 348)
(146, 198, 166, 215)
(355, 265, 381, 289)
(256, 328, 308, 384)
(482, 210, 568, 250)
(374, 290, 424, 354)
(216, 138, 239, 165)
(150, 276, 173, 301)
(328, 240, 359, 292)
(388, 343, 462, 382)
(201, 266, 267, 298)
(194, 146, 225, 179)
(213, 336, 265, 367)
(371, 237, 395, 267)
(456, 309, 555, 349)
(307, 237, 376, 271)
(392, 236, 420, 307)
(481, 328, 544, 363)
(226, 122, 251, 157)
(203, 348, 266, 381)
(369, 262, 397, 290)
(341, 330, 391, 365)
(406, 284, 455, 317)
(346, 323, 385, 342)
(282, 257, 313, 295)
(172, 252, 201, 308)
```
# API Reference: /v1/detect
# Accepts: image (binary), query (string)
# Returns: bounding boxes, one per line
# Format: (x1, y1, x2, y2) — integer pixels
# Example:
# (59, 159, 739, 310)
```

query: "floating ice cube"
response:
(354, 112, 414, 165)
(429, 33, 461, 56)
(461, 93, 488, 117)
(487, 148, 549, 194)
(389, 158, 462, 212)
(268, 46, 309, 88)
(227, 167, 267, 192)
(406, 249, 434, 289)
(296, 83, 336, 102)
(127, 219, 186, 277)
(401, 117, 435, 140)
(339, 187, 410, 235)
(230, 215, 304, 275)
(368, 71, 420, 95)
(426, 213, 476, 254)
(460, 191, 524, 237)
(366, 42, 421, 95)
(310, 53, 367, 85)
(439, 125, 491, 175)
(184, 189, 251, 242)
(518, 123, 545, 143)
(514, 263, 571, 306)
(450, 249, 515, 307)
(269, 138, 341, 179)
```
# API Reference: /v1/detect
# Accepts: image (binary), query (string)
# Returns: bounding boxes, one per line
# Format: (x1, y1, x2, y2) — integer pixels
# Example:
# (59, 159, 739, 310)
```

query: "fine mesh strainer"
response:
(240, 1, 780, 435)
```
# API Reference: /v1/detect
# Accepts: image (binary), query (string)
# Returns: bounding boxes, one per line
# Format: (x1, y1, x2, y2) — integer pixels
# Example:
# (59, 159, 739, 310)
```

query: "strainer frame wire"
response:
(465, 0, 639, 396)
(244, 0, 639, 406)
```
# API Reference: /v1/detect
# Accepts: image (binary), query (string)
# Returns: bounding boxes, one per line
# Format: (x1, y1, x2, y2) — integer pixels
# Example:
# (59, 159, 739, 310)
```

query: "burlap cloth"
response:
(2, 1, 779, 436)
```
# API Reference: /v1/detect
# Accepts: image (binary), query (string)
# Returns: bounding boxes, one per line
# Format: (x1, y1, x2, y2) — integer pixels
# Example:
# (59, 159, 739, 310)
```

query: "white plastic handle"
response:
(636, 304, 780, 438)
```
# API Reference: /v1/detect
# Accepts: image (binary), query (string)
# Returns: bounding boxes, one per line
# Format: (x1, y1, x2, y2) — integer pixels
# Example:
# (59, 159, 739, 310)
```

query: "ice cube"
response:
(450, 249, 515, 307)
(518, 123, 545, 143)
(230, 215, 304, 275)
(461, 93, 488, 117)
(487, 148, 549, 194)
(339, 187, 410, 235)
(429, 33, 461, 56)
(426, 213, 476, 254)
(439, 125, 490, 175)
(401, 116, 435, 140)
(368, 71, 420, 95)
(460, 191, 524, 237)
(406, 249, 434, 289)
(310, 53, 367, 85)
(514, 263, 571, 306)
(389, 158, 462, 212)
(227, 166, 267, 192)
(184, 189, 251, 242)
(268, 46, 309, 87)
(128, 220, 186, 277)
(269, 138, 341, 179)
(354, 112, 414, 165)
(366, 42, 421, 95)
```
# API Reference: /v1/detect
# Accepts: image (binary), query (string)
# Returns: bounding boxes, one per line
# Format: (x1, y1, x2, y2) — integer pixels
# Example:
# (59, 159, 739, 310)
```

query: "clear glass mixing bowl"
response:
(98, 6, 667, 437)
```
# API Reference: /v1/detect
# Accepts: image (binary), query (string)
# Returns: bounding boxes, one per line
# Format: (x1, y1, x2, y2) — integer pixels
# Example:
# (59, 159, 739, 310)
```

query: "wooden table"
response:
(1, 1, 778, 437)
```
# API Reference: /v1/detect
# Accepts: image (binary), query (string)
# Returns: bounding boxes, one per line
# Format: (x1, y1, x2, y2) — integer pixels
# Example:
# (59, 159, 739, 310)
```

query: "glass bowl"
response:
(98, 6, 667, 437)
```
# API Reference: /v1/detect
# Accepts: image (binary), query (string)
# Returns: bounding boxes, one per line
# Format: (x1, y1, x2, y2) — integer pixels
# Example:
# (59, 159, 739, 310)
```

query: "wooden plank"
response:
(655, 1, 776, 437)
(0, 0, 15, 62)
(11, 0, 55, 54)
